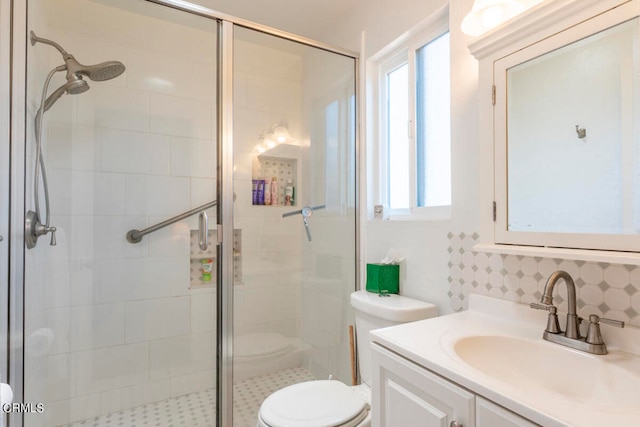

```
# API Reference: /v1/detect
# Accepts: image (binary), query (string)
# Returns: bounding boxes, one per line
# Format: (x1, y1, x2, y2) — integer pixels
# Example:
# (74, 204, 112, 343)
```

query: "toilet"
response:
(256, 290, 438, 427)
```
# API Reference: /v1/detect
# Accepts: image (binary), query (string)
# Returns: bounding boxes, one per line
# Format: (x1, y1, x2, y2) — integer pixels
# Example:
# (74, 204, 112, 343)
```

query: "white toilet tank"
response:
(350, 290, 438, 386)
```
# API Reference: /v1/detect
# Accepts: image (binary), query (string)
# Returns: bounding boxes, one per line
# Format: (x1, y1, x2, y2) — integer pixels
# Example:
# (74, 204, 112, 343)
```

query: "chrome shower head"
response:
(64, 77, 90, 95)
(30, 31, 126, 82)
(64, 56, 126, 82)
(41, 77, 90, 113)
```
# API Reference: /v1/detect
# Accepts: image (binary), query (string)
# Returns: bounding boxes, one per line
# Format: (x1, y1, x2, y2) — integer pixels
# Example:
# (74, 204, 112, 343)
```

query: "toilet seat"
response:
(257, 380, 370, 427)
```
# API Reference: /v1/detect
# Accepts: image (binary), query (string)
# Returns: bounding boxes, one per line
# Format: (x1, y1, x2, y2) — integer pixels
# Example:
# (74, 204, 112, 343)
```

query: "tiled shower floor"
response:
(64, 367, 315, 427)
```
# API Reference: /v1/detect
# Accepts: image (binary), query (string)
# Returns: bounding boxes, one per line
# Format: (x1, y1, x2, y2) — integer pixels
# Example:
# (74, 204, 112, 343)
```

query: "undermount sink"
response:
(453, 335, 640, 409)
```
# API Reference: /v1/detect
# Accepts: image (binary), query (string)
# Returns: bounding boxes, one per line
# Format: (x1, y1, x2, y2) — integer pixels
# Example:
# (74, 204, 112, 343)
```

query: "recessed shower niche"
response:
(251, 144, 300, 207)
(190, 228, 243, 288)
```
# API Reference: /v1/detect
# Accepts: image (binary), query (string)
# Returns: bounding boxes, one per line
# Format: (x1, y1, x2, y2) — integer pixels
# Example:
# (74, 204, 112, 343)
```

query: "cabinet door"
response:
(476, 397, 539, 427)
(372, 344, 474, 427)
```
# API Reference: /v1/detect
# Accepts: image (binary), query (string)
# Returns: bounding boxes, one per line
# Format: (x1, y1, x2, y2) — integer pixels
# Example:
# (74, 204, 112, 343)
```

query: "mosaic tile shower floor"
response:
(64, 367, 315, 427)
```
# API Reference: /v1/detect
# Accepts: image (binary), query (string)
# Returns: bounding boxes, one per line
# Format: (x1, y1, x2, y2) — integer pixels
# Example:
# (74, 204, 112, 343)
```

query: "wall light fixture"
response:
(254, 122, 294, 153)
(461, 0, 526, 37)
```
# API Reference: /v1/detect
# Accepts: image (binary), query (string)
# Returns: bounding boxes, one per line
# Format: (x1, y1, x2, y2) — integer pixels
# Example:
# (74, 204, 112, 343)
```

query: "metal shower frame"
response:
(3, 1, 360, 426)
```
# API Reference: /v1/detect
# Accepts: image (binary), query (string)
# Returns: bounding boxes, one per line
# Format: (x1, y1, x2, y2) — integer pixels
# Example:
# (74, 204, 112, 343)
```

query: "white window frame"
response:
(372, 7, 451, 220)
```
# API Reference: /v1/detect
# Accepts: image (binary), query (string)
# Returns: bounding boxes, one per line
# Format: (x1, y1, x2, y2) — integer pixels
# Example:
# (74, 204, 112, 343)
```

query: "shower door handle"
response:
(198, 211, 209, 251)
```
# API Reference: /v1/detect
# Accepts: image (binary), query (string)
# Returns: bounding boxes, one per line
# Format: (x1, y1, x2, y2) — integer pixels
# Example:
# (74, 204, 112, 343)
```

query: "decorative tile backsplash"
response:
(447, 232, 640, 327)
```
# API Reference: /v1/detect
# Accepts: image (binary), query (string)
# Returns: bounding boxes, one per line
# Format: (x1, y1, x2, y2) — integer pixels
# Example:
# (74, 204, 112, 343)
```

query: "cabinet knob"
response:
(450, 421, 463, 427)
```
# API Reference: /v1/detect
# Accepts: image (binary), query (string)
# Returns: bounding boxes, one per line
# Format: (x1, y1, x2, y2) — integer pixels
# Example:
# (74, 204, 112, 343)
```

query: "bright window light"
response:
(387, 63, 410, 210)
(416, 32, 451, 207)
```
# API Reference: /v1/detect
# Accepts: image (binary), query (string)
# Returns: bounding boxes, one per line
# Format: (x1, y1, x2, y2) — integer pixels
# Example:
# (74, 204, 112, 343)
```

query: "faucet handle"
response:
(530, 302, 554, 311)
(596, 315, 625, 328)
(586, 314, 624, 346)
(530, 302, 561, 334)
(49, 226, 57, 246)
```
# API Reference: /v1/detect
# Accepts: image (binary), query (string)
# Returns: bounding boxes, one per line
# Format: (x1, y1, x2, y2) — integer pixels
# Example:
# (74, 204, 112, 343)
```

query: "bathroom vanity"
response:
(371, 344, 535, 427)
(370, 294, 640, 426)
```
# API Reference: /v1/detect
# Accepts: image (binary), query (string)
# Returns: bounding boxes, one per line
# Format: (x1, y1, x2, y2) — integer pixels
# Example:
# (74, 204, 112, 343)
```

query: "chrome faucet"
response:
(541, 271, 580, 339)
(531, 270, 624, 355)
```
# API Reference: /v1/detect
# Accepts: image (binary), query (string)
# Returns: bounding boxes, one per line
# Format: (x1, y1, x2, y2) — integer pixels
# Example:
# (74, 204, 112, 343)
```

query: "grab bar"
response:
(126, 200, 217, 244)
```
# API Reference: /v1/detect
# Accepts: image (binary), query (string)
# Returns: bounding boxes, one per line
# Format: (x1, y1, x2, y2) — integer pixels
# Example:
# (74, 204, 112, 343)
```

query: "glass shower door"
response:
(232, 26, 357, 426)
(23, 1, 218, 426)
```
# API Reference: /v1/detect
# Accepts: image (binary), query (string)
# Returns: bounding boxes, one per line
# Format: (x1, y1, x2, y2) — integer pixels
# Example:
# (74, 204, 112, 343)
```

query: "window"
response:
(387, 62, 410, 209)
(377, 13, 451, 218)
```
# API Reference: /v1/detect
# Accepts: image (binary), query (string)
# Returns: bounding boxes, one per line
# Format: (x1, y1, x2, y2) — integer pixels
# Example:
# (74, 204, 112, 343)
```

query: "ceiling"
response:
(194, 0, 359, 41)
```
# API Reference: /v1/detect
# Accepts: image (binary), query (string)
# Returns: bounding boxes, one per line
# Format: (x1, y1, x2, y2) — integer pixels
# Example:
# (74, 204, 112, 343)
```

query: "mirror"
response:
(506, 17, 639, 236)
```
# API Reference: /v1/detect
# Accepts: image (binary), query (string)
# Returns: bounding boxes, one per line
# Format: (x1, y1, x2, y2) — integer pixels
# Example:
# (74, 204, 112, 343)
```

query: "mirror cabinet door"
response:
(494, 2, 640, 252)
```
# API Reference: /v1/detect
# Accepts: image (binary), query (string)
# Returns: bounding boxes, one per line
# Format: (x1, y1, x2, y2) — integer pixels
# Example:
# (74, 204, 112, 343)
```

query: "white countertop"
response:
(370, 294, 640, 427)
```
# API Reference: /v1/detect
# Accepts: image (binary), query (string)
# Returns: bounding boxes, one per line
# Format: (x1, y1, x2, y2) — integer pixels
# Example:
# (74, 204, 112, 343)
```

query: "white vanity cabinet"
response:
(476, 397, 537, 427)
(372, 343, 538, 427)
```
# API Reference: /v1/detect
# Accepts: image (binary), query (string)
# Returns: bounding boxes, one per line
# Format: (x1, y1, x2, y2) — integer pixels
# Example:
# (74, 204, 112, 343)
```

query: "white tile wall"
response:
(101, 128, 171, 175)
(68, 304, 125, 351)
(141, 176, 192, 216)
(125, 297, 191, 343)
(169, 370, 216, 397)
(190, 178, 217, 207)
(73, 343, 149, 396)
(77, 85, 150, 132)
(192, 61, 217, 102)
(47, 123, 99, 171)
(68, 393, 103, 425)
(149, 93, 213, 140)
(148, 333, 214, 381)
(99, 379, 172, 415)
(170, 137, 216, 178)
(45, 353, 74, 401)
(191, 292, 216, 333)
(125, 47, 193, 97)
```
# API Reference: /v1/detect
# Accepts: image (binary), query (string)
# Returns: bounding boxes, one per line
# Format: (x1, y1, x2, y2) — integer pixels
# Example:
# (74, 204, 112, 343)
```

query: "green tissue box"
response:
(366, 263, 399, 294)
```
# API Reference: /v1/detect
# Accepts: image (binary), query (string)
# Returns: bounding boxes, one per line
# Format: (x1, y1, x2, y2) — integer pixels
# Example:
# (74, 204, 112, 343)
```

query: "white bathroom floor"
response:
(63, 367, 315, 427)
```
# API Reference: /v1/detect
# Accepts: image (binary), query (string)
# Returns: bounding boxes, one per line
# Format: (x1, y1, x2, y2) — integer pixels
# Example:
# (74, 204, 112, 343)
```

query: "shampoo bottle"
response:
(270, 177, 279, 206)
(256, 179, 265, 205)
(264, 180, 272, 205)
(284, 179, 294, 206)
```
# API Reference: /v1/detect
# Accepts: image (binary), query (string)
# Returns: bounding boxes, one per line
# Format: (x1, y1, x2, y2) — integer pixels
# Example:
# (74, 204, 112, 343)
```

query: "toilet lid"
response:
(259, 380, 368, 427)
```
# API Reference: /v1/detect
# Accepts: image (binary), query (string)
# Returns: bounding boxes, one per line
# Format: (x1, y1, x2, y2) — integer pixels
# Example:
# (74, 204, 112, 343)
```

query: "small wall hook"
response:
(575, 125, 586, 139)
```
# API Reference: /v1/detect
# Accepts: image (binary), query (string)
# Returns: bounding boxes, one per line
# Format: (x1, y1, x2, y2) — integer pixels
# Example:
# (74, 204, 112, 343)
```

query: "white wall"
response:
(314, 0, 640, 329)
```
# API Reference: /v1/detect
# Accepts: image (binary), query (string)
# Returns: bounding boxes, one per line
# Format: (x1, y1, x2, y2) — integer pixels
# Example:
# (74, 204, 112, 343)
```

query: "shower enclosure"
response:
(2, 1, 357, 426)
